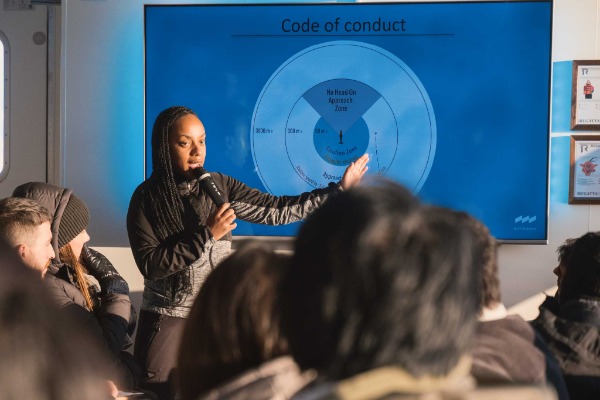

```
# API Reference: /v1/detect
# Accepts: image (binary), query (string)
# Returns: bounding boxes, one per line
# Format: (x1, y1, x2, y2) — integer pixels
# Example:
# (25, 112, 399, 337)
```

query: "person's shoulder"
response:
(128, 180, 152, 209)
(44, 272, 73, 306)
(483, 314, 535, 336)
(468, 385, 557, 400)
(293, 383, 557, 400)
(201, 357, 313, 400)
(211, 172, 233, 183)
(132, 179, 151, 195)
(211, 172, 246, 191)
(45, 263, 70, 288)
(44, 266, 87, 309)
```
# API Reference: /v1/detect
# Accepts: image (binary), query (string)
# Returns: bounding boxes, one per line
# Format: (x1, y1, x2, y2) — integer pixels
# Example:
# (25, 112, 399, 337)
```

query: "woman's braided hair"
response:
(144, 106, 196, 304)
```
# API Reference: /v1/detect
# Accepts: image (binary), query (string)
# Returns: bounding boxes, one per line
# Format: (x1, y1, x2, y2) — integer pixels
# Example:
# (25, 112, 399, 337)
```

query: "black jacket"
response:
(127, 173, 340, 280)
(45, 263, 140, 388)
(12, 182, 141, 388)
(532, 296, 600, 400)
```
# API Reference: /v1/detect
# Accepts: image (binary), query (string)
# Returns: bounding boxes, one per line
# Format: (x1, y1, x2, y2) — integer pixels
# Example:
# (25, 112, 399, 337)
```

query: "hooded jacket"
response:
(13, 182, 79, 260)
(12, 182, 141, 389)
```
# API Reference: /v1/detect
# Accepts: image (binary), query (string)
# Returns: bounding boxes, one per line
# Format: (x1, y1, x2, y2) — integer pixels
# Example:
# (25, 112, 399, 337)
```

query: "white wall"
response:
(0, 6, 48, 198)
(61, 0, 600, 308)
(501, 0, 600, 308)
(61, 0, 270, 295)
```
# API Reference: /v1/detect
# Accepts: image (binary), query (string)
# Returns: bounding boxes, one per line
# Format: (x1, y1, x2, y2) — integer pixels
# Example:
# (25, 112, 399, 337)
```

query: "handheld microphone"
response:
(194, 167, 226, 207)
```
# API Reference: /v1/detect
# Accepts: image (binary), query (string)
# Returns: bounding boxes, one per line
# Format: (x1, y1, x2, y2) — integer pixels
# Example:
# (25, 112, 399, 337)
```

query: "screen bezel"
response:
(144, 1, 553, 245)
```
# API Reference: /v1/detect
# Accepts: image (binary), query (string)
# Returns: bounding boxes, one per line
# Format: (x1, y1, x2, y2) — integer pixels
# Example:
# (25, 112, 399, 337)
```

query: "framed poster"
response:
(570, 135, 600, 204)
(571, 60, 600, 130)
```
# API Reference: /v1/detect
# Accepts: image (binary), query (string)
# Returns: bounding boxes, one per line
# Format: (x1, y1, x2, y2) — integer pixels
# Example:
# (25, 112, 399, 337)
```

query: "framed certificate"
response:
(570, 135, 600, 203)
(571, 60, 600, 130)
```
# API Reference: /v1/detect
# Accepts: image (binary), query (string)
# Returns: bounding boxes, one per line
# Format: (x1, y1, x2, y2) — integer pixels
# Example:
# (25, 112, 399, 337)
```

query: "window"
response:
(0, 31, 7, 181)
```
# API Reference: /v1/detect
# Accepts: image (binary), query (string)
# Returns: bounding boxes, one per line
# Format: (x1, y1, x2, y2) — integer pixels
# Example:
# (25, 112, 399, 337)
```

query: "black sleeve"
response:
(126, 184, 215, 280)
(533, 330, 571, 400)
(221, 174, 342, 225)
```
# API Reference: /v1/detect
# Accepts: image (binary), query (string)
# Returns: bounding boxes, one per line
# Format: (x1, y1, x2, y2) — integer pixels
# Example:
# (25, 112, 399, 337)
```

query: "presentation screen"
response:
(145, 1, 552, 243)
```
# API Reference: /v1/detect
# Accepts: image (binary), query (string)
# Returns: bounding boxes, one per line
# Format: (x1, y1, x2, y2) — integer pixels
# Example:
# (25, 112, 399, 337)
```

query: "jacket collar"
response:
(479, 303, 508, 322)
(558, 297, 600, 327)
(46, 261, 76, 285)
(176, 176, 199, 196)
(330, 357, 475, 400)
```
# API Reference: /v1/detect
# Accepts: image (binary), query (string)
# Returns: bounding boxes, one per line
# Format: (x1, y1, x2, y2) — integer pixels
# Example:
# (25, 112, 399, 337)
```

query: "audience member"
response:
(0, 255, 118, 400)
(532, 232, 600, 399)
(9, 182, 142, 390)
(457, 211, 569, 399)
(0, 196, 55, 276)
(177, 241, 313, 400)
(280, 180, 556, 399)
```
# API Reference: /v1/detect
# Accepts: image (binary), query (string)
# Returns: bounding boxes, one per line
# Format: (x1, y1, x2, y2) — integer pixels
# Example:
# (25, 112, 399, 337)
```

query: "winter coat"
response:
(292, 360, 557, 400)
(532, 296, 600, 400)
(12, 181, 141, 388)
(473, 315, 546, 384)
(127, 173, 341, 318)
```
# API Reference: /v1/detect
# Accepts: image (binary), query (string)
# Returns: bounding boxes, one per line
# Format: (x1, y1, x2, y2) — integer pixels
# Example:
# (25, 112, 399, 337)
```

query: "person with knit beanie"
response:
(11, 182, 144, 394)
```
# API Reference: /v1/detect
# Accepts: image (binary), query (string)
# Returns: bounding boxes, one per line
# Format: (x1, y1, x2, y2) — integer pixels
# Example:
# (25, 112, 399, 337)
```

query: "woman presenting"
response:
(126, 105, 368, 399)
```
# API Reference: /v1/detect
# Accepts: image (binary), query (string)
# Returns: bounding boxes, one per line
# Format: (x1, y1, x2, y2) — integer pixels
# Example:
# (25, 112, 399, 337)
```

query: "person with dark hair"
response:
(177, 241, 312, 400)
(126, 106, 368, 399)
(0, 255, 119, 400)
(457, 211, 568, 399)
(280, 180, 556, 399)
(11, 182, 142, 392)
(532, 232, 600, 399)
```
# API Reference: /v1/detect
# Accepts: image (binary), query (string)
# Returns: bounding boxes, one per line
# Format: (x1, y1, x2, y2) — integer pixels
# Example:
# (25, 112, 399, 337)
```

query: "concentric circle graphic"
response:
(251, 40, 436, 195)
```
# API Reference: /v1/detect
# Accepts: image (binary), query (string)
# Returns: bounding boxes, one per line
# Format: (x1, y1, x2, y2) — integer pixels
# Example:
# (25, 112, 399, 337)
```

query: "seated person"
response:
(177, 241, 313, 400)
(532, 233, 600, 399)
(0, 251, 121, 400)
(279, 180, 556, 399)
(0, 196, 55, 277)
(9, 182, 142, 391)
(456, 211, 568, 399)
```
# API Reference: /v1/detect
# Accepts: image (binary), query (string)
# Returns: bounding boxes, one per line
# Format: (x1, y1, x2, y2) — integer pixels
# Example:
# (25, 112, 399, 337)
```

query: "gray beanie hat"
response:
(57, 194, 89, 249)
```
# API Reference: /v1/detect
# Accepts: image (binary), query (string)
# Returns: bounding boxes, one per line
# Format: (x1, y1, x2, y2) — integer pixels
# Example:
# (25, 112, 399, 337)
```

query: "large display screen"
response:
(145, 1, 552, 243)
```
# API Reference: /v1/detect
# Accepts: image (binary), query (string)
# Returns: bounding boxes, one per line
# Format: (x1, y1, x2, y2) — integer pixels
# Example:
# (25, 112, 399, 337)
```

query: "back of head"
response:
(177, 241, 290, 400)
(281, 180, 480, 380)
(559, 232, 600, 302)
(0, 256, 110, 400)
(451, 211, 499, 310)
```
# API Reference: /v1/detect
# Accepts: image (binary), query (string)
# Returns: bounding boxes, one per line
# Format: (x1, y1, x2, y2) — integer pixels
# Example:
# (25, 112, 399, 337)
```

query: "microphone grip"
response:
(195, 167, 226, 207)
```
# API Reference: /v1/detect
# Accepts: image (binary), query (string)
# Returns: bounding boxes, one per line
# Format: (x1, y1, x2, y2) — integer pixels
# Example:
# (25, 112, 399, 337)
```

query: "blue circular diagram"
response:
(251, 41, 436, 194)
(312, 113, 370, 167)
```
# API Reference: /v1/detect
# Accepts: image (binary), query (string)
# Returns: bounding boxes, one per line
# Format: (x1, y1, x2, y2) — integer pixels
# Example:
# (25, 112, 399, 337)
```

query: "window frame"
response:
(0, 30, 9, 182)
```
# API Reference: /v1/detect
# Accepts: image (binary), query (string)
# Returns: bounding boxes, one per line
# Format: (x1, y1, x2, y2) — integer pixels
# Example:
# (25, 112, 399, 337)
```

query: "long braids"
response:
(145, 106, 196, 304)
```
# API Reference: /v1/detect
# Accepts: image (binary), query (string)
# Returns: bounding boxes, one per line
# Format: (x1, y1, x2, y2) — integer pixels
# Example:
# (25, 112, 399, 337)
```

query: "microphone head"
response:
(194, 166, 225, 206)
(193, 166, 208, 179)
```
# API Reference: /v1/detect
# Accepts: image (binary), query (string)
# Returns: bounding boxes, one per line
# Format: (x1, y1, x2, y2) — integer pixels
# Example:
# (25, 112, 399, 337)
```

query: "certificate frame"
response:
(571, 60, 600, 130)
(569, 135, 600, 204)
